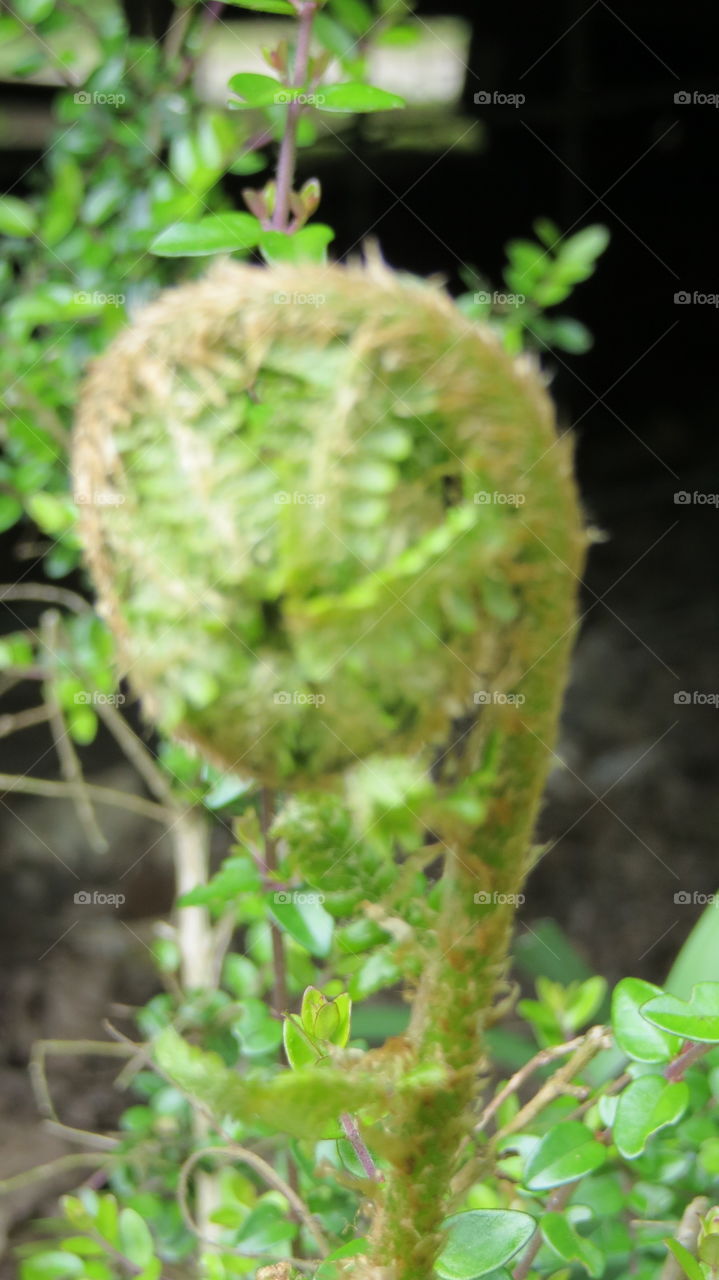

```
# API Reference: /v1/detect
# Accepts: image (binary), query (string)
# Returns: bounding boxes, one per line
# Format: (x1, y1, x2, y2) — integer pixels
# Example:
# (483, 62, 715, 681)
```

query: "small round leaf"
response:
(613, 1076, 689, 1159)
(612, 978, 682, 1062)
(435, 1210, 536, 1280)
(524, 1122, 607, 1191)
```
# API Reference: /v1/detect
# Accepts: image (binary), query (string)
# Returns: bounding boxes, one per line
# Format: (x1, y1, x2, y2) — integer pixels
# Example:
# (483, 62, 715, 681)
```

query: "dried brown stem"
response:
(476, 1027, 607, 1133)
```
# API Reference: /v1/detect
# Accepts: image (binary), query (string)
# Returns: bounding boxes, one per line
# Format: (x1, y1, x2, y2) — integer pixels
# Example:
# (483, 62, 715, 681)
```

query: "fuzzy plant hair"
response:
(73, 257, 586, 1280)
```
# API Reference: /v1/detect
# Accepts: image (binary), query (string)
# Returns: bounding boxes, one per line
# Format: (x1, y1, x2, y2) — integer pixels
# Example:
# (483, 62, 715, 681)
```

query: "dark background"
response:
(1, 0, 718, 1005)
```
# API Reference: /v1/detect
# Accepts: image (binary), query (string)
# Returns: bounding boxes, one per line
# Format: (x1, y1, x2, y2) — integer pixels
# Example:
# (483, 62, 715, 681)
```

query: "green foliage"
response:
(152, 1025, 390, 1139)
(0, 5, 628, 1280)
(522, 1121, 608, 1190)
(612, 977, 683, 1062)
(283, 987, 352, 1068)
(73, 256, 577, 787)
(457, 220, 609, 356)
(519, 976, 607, 1045)
(435, 1210, 536, 1280)
(641, 985, 719, 1043)
(18, 1192, 163, 1280)
(0, 0, 410, 572)
(613, 1077, 689, 1159)
(19, 939, 719, 1280)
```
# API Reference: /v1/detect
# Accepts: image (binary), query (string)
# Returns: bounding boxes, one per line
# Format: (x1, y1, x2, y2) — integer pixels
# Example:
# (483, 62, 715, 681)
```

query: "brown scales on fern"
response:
(73, 258, 585, 1280)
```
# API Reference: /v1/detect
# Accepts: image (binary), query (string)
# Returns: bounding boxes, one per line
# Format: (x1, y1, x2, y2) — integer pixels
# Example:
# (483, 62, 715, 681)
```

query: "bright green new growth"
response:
(73, 257, 583, 788)
(73, 257, 586, 1278)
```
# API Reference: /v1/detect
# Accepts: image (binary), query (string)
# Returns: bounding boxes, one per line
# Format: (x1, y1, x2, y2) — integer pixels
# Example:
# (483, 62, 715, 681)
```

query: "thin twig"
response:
(92, 693, 175, 807)
(494, 1025, 612, 1142)
(41, 609, 108, 854)
(172, 808, 220, 1246)
(0, 1153, 108, 1196)
(565, 1069, 632, 1122)
(513, 1182, 576, 1280)
(0, 664, 49, 681)
(0, 772, 173, 823)
(0, 583, 92, 613)
(211, 908, 237, 987)
(30, 1039, 135, 1122)
(260, 789, 288, 1017)
(0, 702, 52, 738)
(178, 1145, 329, 1263)
(476, 1029, 604, 1133)
(43, 1120, 119, 1151)
(163, 4, 194, 64)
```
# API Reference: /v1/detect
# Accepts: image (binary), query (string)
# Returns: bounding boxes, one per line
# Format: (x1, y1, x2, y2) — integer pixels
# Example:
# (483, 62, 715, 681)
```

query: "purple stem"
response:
(665, 1040, 712, 1081)
(513, 1183, 575, 1280)
(341, 1112, 383, 1183)
(270, 1, 317, 232)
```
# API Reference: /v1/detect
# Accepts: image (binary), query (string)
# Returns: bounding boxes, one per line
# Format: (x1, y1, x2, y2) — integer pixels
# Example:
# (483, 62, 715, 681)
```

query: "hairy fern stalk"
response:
(73, 258, 585, 1279)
